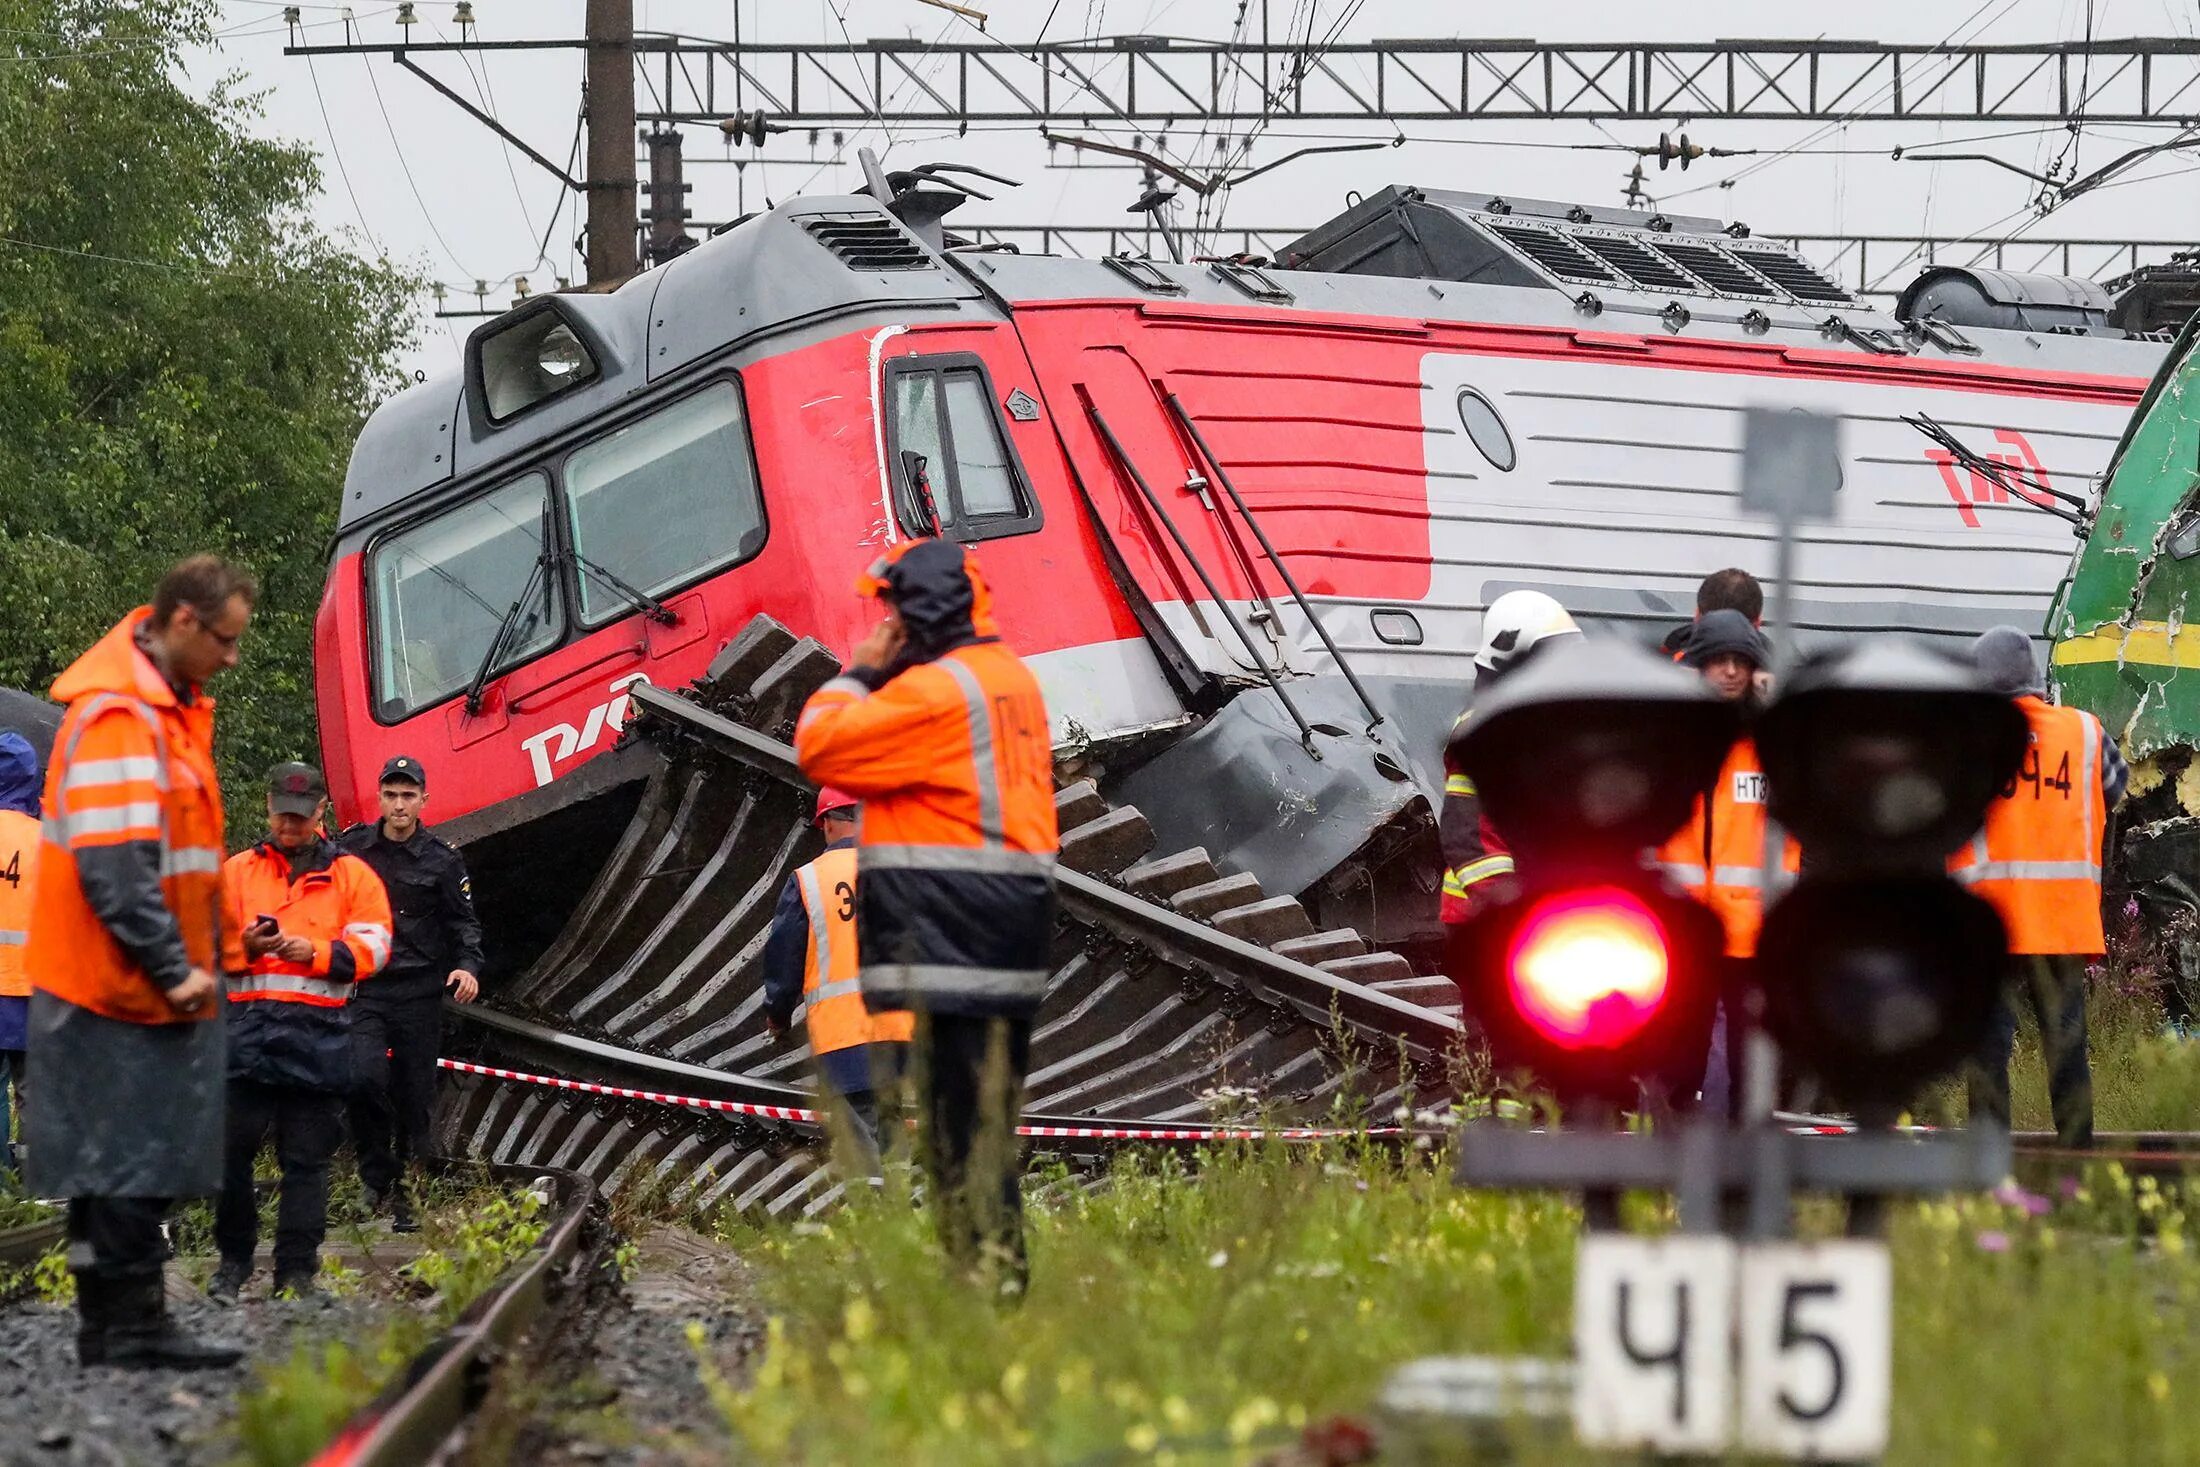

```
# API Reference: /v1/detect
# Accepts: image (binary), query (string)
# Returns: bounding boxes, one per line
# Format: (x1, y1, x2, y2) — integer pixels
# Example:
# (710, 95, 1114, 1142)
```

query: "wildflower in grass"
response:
(1993, 1181, 2053, 1217)
(1977, 1229, 2012, 1252)
(1229, 1397, 1283, 1444)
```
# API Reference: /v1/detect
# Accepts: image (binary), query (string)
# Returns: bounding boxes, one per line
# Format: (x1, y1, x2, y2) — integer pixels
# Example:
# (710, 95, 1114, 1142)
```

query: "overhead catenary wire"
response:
(361, 48, 479, 277)
(303, 50, 375, 245)
(1658, 0, 2030, 206)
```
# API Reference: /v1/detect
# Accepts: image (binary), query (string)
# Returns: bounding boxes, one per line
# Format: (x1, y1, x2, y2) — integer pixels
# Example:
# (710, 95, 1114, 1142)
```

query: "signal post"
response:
(1447, 411, 2026, 1460)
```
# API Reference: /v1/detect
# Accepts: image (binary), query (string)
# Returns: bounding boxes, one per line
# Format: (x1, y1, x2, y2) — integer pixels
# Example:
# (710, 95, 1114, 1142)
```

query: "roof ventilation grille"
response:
(1486, 223, 1619, 286)
(798, 212, 934, 271)
(1727, 245, 1851, 304)
(1575, 234, 1699, 294)
(1651, 240, 1779, 299)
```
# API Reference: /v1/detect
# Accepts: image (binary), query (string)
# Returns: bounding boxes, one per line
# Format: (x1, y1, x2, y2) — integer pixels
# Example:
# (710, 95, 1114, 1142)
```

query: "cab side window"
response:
(885, 355, 1041, 542)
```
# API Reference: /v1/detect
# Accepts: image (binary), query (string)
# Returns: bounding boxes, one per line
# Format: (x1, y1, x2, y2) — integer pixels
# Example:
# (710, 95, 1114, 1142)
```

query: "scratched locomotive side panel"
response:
(1374, 350, 2134, 669)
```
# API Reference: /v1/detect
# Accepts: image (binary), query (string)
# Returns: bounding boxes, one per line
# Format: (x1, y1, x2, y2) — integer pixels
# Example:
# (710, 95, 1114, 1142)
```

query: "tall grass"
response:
(706, 1141, 2200, 1466)
(707, 1145, 1576, 1465)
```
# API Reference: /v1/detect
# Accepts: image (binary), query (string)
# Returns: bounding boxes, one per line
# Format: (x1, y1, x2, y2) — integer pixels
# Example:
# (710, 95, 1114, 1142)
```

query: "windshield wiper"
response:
(464, 540, 552, 717)
(568, 548, 678, 626)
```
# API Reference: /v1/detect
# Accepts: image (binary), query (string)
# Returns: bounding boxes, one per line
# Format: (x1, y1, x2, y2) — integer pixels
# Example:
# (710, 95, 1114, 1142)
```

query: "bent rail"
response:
(625, 679, 1461, 1059)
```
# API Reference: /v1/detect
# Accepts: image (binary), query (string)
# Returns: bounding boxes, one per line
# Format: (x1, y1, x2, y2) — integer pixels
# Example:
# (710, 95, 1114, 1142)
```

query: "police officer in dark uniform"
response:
(338, 755, 481, 1231)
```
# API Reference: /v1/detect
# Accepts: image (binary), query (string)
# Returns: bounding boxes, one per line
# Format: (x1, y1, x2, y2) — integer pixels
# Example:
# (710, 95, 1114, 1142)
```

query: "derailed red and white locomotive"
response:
(313, 171, 2162, 969)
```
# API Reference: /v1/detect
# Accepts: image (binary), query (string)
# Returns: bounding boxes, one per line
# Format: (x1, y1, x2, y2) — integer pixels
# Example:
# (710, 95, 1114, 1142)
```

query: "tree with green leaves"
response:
(0, 0, 415, 839)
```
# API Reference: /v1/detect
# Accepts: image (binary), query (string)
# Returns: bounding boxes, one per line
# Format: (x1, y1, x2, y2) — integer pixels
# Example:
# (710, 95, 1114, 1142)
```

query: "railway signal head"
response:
(1450, 637, 1739, 1103)
(1752, 638, 2029, 1107)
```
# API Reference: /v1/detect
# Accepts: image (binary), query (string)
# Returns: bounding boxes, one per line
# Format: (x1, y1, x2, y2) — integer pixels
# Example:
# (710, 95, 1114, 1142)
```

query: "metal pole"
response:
(1745, 511, 1798, 1236)
(585, 0, 639, 282)
(1086, 404, 1323, 756)
(1166, 393, 1386, 733)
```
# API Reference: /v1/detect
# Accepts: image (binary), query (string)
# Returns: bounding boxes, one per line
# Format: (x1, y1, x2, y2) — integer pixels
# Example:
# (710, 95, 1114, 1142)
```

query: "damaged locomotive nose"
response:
(2053, 323, 2200, 909)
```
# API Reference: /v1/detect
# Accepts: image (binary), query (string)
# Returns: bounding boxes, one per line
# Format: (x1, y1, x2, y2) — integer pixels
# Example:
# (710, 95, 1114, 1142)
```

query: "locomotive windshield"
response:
(371, 473, 558, 720)
(365, 379, 768, 721)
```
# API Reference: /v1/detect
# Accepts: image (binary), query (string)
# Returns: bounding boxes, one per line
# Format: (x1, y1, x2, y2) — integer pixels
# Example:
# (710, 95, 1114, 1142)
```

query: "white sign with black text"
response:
(1573, 1234, 1891, 1459)
(1573, 1235, 1736, 1453)
(1738, 1241, 1893, 1459)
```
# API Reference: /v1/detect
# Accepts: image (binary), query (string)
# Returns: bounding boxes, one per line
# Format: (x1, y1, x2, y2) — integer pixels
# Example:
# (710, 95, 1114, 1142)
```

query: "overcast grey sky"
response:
(198, 0, 2200, 377)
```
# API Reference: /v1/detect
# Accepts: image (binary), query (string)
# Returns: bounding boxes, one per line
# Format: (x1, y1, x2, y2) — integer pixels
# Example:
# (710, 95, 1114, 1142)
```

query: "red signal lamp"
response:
(1506, 888, 1671, 1051)
(1454, 876, 1722, 1107)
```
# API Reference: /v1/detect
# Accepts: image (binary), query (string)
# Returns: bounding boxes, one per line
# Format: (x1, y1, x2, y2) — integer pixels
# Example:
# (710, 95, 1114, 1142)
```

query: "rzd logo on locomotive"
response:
(1925, 429, 2056, 529)
(519, 672, 651, 787)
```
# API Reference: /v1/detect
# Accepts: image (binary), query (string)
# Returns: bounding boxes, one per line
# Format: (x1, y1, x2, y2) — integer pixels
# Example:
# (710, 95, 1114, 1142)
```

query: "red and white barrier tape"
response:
(439, 1057, 1400, 1143)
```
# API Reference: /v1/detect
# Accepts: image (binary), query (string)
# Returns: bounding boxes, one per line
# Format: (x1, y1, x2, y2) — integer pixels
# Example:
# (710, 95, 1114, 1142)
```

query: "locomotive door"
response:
(871, 324, 1168, 709)
(1067, 344, 1295, 680)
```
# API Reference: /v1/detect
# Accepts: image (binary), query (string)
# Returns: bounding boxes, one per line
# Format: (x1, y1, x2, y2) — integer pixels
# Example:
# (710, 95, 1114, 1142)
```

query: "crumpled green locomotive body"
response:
(2053, 316, 2200, 816)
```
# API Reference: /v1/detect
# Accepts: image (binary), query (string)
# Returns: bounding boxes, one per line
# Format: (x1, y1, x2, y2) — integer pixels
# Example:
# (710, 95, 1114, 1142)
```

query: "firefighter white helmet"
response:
(1474, 590, 1581, 673)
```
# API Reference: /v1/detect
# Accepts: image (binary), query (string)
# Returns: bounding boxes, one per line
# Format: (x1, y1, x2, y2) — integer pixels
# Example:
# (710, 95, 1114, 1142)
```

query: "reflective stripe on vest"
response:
(1954, 701, 2107, 953)
(859, 962, 1051, 1001)
(160, 847, 223, 878)
(938, 656, 1007, 848)
(859, 843, 1055, 877)
(58, 755, 163, 793)
(227, 971, 353, 1003)
(807, 976, 862, 1005)
(345, 921, 393, 970)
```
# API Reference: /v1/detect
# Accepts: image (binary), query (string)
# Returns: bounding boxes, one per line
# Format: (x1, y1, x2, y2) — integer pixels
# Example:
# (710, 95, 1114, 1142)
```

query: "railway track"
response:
(435, 613, 2200, 1213)
(446, 614, 1463, 1206)
(309, 1165, 599, 1467)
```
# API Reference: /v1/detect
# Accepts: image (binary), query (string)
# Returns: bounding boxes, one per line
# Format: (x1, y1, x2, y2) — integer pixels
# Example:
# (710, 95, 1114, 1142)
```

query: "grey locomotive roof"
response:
(340, 195, 988, 532)
(340, 184, 2163, 536)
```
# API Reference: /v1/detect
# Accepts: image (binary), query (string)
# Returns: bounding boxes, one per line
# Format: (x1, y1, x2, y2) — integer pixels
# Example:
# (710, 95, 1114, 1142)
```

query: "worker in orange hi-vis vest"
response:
(763, 789, 915, 1179)
(795, 538, 1057, 1291)
(0, 732, 39, 1181)
(25, 554, 257, 1371)
(1654, 610, 1796, 1118)
(1955, 626, 2127, 1150)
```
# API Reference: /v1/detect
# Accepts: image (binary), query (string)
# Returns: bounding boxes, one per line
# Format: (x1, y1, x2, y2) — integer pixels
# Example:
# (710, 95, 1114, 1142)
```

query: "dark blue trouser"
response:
(914, 1014, 1031, 1284)
(1967, 953, 2093, 1148)
(215, 1080, 346, 1277)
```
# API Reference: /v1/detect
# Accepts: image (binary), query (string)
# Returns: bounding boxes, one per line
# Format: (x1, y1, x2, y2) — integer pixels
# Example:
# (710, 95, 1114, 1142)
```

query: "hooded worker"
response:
(794, 538, 1057, 1288)
(1658, 609, 1778, 1116)
(0, 731, 40, 1179)
(1956, 624, 2127, 1148)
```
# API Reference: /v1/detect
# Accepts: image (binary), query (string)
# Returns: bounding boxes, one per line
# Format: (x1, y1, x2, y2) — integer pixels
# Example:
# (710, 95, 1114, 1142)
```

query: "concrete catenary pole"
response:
(584, 0, 638, 282)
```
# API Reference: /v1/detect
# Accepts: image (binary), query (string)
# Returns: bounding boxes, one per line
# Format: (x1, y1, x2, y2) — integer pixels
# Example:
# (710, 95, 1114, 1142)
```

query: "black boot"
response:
(72, 1272, 111, 1368)
(98, 1276, 244, 1371)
